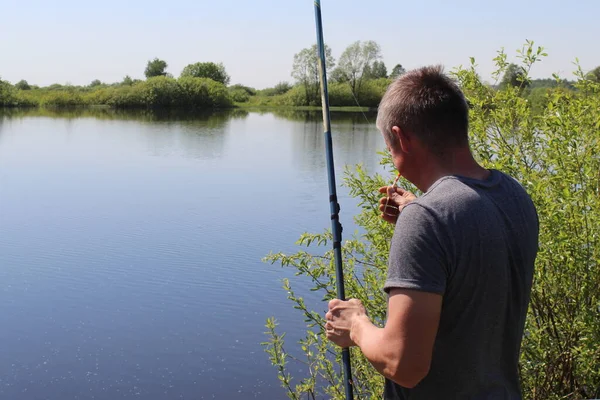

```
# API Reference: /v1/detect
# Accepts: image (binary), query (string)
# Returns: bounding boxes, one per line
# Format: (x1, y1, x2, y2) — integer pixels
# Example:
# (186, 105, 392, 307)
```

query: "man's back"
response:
(383, 169, 539, 399)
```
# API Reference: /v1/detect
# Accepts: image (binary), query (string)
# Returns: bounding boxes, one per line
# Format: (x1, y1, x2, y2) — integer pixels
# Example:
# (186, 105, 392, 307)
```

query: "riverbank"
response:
(0, 73, 578, 115)
(0, 105, 378, 125)
(0, 75, 388, 111)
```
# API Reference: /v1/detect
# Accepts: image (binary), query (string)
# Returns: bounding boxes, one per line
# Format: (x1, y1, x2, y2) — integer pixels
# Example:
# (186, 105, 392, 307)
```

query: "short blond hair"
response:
(376, 65, 469, 155)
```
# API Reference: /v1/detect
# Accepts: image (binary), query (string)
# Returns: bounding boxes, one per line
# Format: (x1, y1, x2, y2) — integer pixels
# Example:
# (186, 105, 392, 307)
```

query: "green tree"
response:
(389, 64, 406, 79)
(365, 60, 387, 79)
(180, 62, 230, 85)
(329, 67, 349, 84)
(586, 65, 600, 83)
(121, 75, 134, 86)
(259, 81, 292, 97)
(263, 41, 600, 400)
(15, 80, 31, 90)
(499, 63, 529, 89)
(337, 40, 382, 101)
(144, 58, 168, 79)
(273, 81, 292, 95)
(0, 77, 16, 106)
(90, 79, 102, 87)
(291, 44, 335, 106)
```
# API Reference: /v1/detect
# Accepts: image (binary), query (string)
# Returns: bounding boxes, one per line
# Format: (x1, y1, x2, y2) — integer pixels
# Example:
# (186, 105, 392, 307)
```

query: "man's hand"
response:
(379, 186, 417, 224)
(325, 298, 367, 348)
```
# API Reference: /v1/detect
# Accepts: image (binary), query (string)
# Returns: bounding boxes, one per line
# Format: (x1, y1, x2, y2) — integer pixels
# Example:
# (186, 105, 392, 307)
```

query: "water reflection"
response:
(0, 107, 386, 169)
(0, 108, 253, 162)
(266, 108, 377, 124)
(0, 107, 249, 123)
(279, 109, 386, 178)
(0, 107, 387, 400)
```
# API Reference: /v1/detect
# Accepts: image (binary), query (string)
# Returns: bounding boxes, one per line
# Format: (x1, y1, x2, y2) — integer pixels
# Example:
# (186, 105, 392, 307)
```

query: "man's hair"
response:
(376, 65, 469, 156)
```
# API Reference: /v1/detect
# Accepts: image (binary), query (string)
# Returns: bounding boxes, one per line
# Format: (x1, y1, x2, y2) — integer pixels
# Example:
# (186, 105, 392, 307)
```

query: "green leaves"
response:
(264, 40, 600, 399)
(180, 62, 230, 86)
(456, 40, 600, 400)
(144, 58, 168, 79)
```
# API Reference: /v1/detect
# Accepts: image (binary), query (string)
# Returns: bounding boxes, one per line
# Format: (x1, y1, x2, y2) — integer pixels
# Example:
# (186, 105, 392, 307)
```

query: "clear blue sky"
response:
(1, 0, 599, 89)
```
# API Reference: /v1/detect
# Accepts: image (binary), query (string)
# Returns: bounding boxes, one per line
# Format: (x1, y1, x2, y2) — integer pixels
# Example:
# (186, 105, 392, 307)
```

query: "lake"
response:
(0, 108, 388, 399)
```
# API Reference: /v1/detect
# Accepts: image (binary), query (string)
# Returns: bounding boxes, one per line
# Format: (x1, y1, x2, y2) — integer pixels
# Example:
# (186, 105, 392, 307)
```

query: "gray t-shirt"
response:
(383, 169, 539, 399)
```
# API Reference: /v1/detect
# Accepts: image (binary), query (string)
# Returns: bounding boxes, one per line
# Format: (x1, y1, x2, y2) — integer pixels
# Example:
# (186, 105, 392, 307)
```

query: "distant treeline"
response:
(0, 76, 232, 109)
(1, 43, 599, 111)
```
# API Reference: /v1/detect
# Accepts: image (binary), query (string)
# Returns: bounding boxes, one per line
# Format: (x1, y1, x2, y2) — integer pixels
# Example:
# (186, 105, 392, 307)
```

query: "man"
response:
(324, 65, 539, 398)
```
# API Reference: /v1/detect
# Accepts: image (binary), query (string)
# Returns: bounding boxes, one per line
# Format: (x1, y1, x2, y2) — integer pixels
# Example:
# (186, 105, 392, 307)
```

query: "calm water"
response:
(0, 108, 387, 399)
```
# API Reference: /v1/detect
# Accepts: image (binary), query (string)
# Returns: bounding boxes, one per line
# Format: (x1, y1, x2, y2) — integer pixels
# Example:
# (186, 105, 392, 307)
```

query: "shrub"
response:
(328, 82, 355, 107)
(0, 80, 18, 106)
(260, 82, 293, 97)
(229, 88, 250, 103)
(40, 90, 86, 107)
(229, 84, 257, 96)
(279, 85, 310, 107)
(262, 41, 600, 400)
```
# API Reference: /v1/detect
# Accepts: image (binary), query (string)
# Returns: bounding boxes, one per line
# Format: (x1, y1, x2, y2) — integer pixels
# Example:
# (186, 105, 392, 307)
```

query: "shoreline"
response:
(0, 104, 376, 113)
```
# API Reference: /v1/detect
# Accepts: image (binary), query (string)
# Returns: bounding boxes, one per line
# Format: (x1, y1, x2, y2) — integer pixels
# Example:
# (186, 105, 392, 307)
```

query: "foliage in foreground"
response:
(262, 41, 600, 399)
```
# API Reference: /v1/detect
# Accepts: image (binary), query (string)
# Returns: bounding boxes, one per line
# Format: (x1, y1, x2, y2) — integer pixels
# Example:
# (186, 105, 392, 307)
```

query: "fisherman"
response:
(324, 65, 539, 398)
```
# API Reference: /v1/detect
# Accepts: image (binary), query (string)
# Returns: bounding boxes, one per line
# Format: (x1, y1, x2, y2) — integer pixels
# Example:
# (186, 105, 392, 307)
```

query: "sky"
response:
(1, 0, 599, 89)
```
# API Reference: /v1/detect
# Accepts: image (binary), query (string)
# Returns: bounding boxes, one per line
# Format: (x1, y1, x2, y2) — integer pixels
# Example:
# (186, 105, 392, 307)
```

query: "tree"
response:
(122, 75, 134, 86)
(586, 65, 600, 83)
(365, 60, 387, 79)
(0, 77, 16, 106)
(180, 62, 230, 85)
(90, 79, 102, 87)
(291, 44, 335, 106)
(389, 64, 406, 79)
(15, 80, 31, 90)
(499, 63, 529, 89)
(329, 67, 349, 83)
(273, 81, 292, 95)
(144, 58, 168, 79)
(337, 40, 382, 100)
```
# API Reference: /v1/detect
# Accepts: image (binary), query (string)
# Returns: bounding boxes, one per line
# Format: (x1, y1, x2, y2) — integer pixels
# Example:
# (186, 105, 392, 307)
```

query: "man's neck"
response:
(411, 147, 490, 192)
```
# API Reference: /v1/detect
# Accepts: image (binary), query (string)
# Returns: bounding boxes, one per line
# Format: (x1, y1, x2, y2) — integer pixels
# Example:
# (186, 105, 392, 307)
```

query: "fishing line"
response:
(349, 86, 371, 125)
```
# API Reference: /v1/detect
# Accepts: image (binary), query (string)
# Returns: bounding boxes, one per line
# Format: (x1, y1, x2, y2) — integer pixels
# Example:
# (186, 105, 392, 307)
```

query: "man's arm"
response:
(350, 288, 442, 388)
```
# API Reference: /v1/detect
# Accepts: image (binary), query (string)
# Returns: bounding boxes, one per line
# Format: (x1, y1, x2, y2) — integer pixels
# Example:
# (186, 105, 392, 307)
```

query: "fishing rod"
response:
(313, 1, 354, 400)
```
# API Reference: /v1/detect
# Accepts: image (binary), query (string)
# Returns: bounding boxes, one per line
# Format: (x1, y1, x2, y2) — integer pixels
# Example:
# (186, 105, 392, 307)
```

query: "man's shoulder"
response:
(400, 170, 536, 234)
(407, 176, 481, 218)
(416, 170, 530, 207)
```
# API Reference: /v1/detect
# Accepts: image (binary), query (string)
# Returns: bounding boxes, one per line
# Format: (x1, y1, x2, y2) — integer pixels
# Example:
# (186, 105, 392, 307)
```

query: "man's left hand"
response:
(325, 298, 367, 348)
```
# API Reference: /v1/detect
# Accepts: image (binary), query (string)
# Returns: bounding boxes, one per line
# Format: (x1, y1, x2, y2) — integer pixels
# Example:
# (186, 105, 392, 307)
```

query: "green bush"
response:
(83, 87, 118, 105)
(108, 84, 146, 108)
(229, 88, 250, 103)
(260, 82, 293, 97)
(229, 84, 257, 96)
(328, 82, 355, 107)
(139, 76, 182, 108)
(178, 77, 218, 108)
(201, 78, 232, 108)
(14, 91, 40, 107)
(269, 79, 391, 108)
(39, 90, 86, 107)
(279, 85, 310, 106)
(357, 78, 392, 107)
(262, 41, 600, 400)
(1, 76, 233, 110)
(0, 82, 14, 106)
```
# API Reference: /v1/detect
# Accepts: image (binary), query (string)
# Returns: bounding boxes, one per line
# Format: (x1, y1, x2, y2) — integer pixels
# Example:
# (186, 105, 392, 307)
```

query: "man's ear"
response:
(392, 126, 411, 154)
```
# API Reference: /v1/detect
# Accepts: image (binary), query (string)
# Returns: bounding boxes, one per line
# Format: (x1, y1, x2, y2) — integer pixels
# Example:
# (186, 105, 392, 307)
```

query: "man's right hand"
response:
(378, 185, 417, 224)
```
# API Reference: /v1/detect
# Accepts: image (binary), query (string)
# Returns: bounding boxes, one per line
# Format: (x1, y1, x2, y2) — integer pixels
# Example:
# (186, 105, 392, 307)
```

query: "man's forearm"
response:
(351, 315, 394, 376)
(350, 314, 426, 388)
